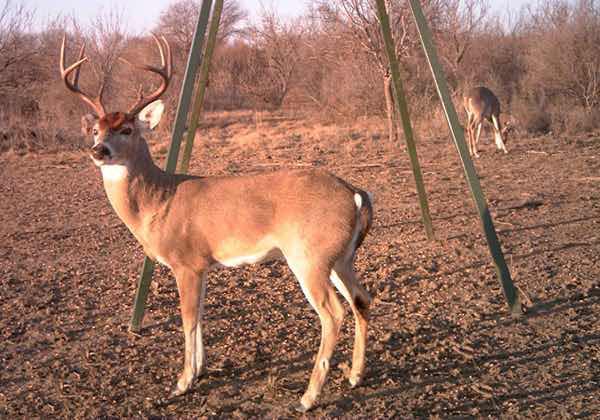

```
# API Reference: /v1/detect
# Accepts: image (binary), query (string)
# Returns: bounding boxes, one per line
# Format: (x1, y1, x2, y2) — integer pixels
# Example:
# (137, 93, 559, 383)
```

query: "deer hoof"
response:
(161, 384, 189, 403)
(349, 374, 363, 388)
(294, 402, 310, 413)
(154, 384, 188, 406)
(155, 392, 181, 407)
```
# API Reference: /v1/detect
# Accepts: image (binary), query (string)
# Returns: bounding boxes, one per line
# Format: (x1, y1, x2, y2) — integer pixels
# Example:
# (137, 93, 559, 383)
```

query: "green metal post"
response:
(129, 0, 214, 333)
(374, 0, 434, 240)
(407, 0, 521, 316)
(179, 0, 224, 173)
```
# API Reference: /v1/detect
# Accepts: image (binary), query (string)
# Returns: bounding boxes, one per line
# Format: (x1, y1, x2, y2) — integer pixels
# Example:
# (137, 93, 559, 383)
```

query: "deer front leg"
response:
(167, 266, 207, 400)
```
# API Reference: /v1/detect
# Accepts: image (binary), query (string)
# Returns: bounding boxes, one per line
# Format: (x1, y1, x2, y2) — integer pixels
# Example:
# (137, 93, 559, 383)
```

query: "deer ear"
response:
(137, 100, 165, 130)
(81, 114, 98, 136)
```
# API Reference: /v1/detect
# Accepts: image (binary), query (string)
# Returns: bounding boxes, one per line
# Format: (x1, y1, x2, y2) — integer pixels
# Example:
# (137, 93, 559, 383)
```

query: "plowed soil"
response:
(1, 115, 599, 418)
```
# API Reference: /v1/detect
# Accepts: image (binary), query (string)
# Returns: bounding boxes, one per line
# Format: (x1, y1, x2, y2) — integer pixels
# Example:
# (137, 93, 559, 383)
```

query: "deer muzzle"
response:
(91, 143, 111, 161)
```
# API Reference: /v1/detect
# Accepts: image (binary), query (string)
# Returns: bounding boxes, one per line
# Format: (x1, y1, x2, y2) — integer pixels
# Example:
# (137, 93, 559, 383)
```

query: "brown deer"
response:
(463, 86, 510, 157)
(60, 34, 373, 412)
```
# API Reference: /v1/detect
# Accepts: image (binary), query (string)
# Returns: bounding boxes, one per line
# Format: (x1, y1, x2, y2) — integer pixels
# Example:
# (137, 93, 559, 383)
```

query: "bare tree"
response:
(313, 0, 434, 141)
(156, 0, 247, 55)
(0, 1, 36, 93)
(436, 0, 490, 92)
(154, 0, 248, 111)
(240, 9, 305, 108)
(67, 8, 130, 111)
(525, 0, 600, 111)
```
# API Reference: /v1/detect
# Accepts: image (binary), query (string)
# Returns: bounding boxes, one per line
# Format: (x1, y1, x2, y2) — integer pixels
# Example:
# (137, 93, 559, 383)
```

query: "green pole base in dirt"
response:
(407, 0, 521, 316)
(374, 0, 435, 241)
(129, 258, 155, 334)
(128, 0, 214, 334)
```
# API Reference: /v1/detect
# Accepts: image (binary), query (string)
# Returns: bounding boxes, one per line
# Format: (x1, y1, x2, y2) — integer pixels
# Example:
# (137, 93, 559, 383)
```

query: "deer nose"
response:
(91, 143, 110, 160)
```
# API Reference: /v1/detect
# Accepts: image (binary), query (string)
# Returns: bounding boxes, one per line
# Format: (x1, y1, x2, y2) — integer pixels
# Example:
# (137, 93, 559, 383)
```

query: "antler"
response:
(120, 34, 172, 117)
(60, 35, 107, 117)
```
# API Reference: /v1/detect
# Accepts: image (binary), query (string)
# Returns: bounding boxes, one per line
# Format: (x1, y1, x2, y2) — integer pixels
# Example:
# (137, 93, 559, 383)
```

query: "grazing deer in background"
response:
(463, 86, 510, 157)
(60, 34, 373, 412)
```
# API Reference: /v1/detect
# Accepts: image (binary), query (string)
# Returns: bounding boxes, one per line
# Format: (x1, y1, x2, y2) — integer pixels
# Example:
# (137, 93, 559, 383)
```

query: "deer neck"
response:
(100, 145, 173, 238)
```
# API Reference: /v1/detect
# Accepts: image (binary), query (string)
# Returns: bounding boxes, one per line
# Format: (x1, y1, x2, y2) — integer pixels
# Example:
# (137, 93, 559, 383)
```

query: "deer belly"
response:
(215, 247, 282, 268)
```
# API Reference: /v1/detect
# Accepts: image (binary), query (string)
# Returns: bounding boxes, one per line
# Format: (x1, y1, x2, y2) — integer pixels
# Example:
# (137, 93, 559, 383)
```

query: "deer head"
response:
(60, 34, 172, 167)
(501, 118, 518, 145)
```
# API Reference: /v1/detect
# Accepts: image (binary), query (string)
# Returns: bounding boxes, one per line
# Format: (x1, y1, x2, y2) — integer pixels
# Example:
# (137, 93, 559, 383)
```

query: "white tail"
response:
(61, 35, 373, 412)
(463, 86, 509, 157)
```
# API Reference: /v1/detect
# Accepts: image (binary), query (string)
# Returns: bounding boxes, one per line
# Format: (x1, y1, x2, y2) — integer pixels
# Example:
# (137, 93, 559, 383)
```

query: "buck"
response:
(463, 86, 510, 157)
(60, 35, 373, 412)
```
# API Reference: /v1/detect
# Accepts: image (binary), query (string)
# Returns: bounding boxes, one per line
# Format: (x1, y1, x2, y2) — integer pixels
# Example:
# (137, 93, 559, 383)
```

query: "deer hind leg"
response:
(330, 260, 370, 388)
(491, 114, 508, 153)
(169, 267, 207, 399)
(473, 119, 482, 158)
(287, 258, 345, 412)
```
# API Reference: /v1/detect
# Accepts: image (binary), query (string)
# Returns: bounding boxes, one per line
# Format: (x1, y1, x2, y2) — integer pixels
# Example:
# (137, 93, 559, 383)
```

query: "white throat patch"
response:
(101, 164, 129, 182)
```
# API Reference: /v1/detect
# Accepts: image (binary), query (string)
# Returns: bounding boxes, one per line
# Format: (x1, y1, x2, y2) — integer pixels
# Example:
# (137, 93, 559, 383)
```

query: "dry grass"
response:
(0, 112, 84, 155)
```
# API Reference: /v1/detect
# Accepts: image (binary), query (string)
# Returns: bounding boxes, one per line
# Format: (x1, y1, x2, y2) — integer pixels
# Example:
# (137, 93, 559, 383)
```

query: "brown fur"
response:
(98, 112, 131, 131)
(66, 35, 372, 408)
(87, 123, 373, 411)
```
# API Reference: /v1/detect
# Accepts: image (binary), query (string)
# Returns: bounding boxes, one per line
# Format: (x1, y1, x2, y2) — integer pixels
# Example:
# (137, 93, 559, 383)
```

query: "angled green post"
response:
(374, 0, 434, 240)
(407, 0, 521, 316)
(179, 0, 224, 173)
(129, 0, 214, 334)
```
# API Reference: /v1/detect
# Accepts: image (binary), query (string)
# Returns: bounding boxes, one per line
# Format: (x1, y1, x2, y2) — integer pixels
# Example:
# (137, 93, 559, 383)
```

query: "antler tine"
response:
(121, 34, 173, 116)
(97, 77, 106, 106)
(151, 33, 165, 67)
(162, 35, 173, 78)
(60, 35, 107, 117)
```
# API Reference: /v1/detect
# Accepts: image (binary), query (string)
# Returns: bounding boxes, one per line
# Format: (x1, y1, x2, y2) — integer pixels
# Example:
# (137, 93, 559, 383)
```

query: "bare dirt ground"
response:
(1, 113, 599, 418)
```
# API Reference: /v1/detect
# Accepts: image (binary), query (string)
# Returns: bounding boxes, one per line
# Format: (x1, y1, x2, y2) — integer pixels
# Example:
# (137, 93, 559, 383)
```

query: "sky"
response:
(29, 0, 535, 33)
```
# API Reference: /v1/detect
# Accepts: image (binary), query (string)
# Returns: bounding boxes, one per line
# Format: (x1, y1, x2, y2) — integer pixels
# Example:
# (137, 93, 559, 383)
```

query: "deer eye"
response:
(92, 128, 99, 136)
(120, 127, 132, 136)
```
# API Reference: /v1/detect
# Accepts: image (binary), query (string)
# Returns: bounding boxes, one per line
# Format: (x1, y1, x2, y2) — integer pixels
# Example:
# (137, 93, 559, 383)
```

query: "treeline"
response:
(1, 0, 599, 151)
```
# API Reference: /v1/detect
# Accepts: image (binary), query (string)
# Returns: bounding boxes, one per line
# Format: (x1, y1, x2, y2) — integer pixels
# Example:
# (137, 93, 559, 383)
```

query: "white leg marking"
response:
(473, 122, 482, 157)
(330, 270, 353, 303)
(491, 114, 501, 131)
(491, 115, 506, 150)
(284, 249, 318, 310)
(177, 327, 197, 392)
(475, 122, 482, 144)
(292, 268, 318, 309)
(155, 255, 172, 270)
(195, 272, 207, 372)
(494, 132, 506, 150)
